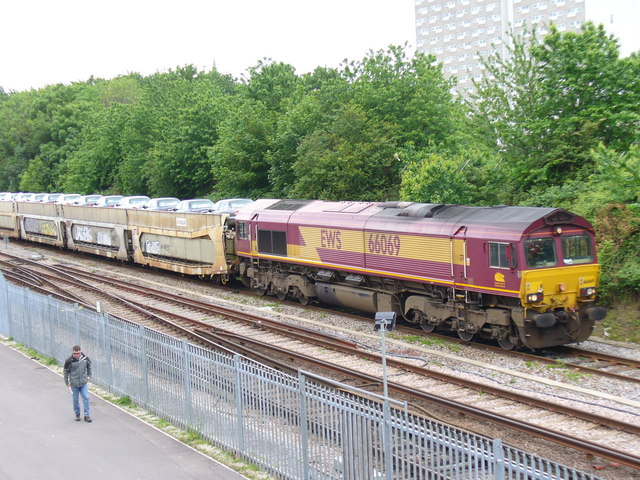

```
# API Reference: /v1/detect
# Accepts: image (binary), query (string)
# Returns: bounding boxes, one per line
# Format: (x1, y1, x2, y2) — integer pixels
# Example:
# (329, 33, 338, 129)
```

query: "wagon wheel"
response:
(298, 294, 310, 305)
(277, 289, 288, 301)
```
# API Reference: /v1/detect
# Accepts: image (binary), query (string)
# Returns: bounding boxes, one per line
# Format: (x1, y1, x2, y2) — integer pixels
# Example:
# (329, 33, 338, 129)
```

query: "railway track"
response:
(1, 251, 639, 474)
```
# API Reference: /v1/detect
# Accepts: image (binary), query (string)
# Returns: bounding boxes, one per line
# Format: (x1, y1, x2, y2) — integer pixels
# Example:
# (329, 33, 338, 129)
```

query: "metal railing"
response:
(0, 273, 601, 479)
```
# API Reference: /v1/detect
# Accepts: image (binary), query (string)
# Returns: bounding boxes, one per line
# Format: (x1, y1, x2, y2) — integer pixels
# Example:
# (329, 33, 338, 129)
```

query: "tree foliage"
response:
(0, 36, 638, 301)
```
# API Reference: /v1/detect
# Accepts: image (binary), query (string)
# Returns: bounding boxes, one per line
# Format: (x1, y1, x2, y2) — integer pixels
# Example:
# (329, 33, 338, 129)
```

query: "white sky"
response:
(1, 1, 637, 93)
(1, 0, 417, 92)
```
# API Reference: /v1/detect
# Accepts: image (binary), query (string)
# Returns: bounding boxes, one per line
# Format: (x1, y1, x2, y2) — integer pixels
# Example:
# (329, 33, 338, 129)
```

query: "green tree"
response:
(471, 23, 640, 204)
(289, 102, 401, 200)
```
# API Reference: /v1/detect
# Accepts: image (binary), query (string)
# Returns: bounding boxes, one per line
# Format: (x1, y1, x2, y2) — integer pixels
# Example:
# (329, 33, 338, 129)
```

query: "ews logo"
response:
(321, 229, 342, 250)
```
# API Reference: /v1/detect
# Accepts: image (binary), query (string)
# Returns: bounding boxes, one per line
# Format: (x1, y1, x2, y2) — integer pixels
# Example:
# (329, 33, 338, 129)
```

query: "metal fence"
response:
(0, 273, 601, 480)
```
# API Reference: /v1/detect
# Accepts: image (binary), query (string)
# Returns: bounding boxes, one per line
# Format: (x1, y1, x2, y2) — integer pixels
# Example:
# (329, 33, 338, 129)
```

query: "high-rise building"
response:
(414, 0, 639, 94)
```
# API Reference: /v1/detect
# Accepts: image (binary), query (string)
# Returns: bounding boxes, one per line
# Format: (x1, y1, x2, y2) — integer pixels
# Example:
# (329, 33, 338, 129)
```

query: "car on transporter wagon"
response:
(210, 198, 254, 216)
(94, 195, 124, 208)
(73, 194, 104, 206)
(113, 195, 151, 209)
(142, 197, 180, 211)
(172, 199, 216, 213)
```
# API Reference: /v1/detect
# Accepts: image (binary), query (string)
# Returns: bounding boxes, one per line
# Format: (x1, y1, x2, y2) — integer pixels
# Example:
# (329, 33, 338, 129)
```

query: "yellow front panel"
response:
(521, 264, 601, 311)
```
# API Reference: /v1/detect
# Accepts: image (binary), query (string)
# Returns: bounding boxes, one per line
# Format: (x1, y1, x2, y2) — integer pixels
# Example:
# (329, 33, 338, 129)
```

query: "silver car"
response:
(143, 197, 180, 211)
(94, 195, 124, 208)
(210, 198, 254, 216)
(56, 194, 82, 205)
(73, 194, 103, 206)
(173, 199, 215, 213)
(113, 196, 151, 209)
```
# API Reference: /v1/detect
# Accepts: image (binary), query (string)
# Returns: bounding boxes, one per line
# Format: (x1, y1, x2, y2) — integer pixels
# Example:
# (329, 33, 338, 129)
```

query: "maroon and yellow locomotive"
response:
(233, 199, 606, 350)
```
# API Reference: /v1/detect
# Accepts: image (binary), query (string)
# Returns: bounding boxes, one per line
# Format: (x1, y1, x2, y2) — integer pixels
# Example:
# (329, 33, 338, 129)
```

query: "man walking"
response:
(63, 345, 92, 422)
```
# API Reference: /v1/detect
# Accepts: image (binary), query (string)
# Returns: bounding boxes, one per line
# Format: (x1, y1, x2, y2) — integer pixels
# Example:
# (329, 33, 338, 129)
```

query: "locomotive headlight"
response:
(580, 287, 597, 297)
(527, 293, 544, 303)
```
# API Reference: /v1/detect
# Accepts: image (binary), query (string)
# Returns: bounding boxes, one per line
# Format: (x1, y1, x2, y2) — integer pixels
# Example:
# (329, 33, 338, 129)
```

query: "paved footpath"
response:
(0, 343, 249, 480)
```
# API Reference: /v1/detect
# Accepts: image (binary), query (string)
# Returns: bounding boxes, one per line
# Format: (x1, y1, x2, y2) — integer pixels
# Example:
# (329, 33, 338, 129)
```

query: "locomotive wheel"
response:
(498, 325, 520, 350)
(415, 312, 436, 333)
(457, 330, 475, 341)
(253, 286, 267, 296)
(498, 336, 516, 350)
(420, 322, 436, 333)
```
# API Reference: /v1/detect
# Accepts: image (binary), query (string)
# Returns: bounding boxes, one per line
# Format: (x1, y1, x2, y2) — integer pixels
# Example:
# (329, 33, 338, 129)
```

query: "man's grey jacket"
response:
(63, 353, 92, 387)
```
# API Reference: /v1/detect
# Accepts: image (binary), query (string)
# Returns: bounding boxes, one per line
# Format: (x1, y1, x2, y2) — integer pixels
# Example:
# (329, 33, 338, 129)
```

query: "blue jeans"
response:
(71, 383, 90, 417)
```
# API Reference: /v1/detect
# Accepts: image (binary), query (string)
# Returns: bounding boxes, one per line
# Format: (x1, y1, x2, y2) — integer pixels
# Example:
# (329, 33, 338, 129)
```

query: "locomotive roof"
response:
(239, 199, 591, 238)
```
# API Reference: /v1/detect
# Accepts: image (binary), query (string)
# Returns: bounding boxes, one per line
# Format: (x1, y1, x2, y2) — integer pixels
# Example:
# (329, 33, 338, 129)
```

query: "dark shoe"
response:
(84, 416, 92, 423)
(75, 414, 81, 421)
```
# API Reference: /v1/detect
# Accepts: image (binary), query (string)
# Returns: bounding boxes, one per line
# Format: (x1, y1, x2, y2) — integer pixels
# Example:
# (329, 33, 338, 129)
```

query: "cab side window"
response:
(489, 242, 512, 269)
(237, 222, 247, 240)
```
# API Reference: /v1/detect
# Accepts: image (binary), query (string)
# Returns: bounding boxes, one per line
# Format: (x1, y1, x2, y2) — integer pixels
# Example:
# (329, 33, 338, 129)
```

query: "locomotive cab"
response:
(515, 213, 606, 349)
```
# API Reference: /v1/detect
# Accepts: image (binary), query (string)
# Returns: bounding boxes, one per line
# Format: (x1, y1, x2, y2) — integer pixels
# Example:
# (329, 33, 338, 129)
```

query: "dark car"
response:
(210, 198, 254, 216)
(143, 197, 180, 211)
(173, 199, 215, 213)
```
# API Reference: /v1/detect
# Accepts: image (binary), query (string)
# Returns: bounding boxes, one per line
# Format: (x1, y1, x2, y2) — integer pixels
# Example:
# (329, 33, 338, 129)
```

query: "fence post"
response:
(0, 272, 9, 337)
(182, 339, 192, 426)
(73, 303, 80, 345)
(139, 323, 149, 407)
(47, 295, 54, 359)
(297, 372, 310, 479)
(25, 290, 33, 348)
(102, 312, 112, 389)
(492, 438, 506, 480)
(234, 355, 244, 452)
